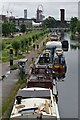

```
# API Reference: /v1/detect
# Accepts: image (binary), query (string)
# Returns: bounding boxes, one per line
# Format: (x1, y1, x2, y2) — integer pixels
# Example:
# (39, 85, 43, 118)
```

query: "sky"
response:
(0, 0, 80, 20)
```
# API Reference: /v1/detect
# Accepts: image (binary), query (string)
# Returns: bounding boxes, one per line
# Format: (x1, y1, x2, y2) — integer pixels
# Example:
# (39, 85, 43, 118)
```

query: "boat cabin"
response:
(28, 64, 54, 90)
(18, 58, 28, 74)
(10, 87, 60, 119)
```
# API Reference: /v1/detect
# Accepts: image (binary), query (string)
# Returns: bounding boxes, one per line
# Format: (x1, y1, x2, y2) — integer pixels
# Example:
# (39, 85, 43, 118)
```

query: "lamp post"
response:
(10, 48, 13, 66)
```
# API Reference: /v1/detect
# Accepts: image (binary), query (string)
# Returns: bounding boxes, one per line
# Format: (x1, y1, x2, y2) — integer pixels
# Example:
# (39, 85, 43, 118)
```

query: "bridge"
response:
(49, 27, 70, 31)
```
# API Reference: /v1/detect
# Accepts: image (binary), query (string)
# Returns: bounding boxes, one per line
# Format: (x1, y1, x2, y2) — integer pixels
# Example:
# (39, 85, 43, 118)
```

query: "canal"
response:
(57, 33, 78, 118)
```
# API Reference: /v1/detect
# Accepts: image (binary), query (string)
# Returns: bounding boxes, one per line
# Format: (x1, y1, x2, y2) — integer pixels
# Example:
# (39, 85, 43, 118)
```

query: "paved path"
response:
(2, 69, 19, 102)
(0, 36, 47, 116)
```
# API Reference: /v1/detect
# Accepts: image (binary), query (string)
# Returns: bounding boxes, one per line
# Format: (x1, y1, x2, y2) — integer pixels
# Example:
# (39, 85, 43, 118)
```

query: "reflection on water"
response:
(70, 34, 80, 49)
(70, 34, 80, 41)
(70, 44, 80, 49)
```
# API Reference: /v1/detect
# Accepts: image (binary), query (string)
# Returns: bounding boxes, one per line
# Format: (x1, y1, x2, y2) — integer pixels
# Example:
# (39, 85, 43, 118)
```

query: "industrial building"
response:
(0, 15, 7, 22)
(9, 17, 32, 29)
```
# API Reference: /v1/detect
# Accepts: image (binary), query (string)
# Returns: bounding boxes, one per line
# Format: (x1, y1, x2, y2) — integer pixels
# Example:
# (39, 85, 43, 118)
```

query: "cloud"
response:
(1, 0, 80, 2)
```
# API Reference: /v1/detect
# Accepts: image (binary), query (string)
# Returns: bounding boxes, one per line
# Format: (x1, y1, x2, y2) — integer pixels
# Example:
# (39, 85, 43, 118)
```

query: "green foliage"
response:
(32, 35, 36, 43)
(28, 37, 32, 46)
(42, 16, 56, 28)
(21, 40, 25, 51)
(2, 29, 47, 62)
(9, 22, 16, 33)
(10, 63, 18, 70)
(35, 34, 39, 40)
(0, 42, 2, 51)
(20, 23, 26, 33)
(2, 42, 5, 50)
(2, 21, 9, 36)
(76, 20, 80, 34)
(2, 50, 9, 62)
(2, 21, 16, 36)
(25, 39, 28, 45)
(12, 40, 20, 56)
(70, 17, 78, 33)
(6, 44, 12, 49)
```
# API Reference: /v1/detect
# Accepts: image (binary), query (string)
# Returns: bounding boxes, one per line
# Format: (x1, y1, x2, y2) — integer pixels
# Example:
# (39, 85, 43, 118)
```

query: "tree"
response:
(12, 40, 20, 56)
(76, 20, 80, 34)
(25, 39, 29, 53)
(28, 37, 32, 46)
(35, 34, 38, 40)
(25, 39, 28, 46)
(20, 23, 26, 33)
(32, 35, 36, 43)
(2, 42, 6, 50)
(2, 21, 16, 36)
(42, 16, 56, 28)
(9, 22, 16, 34)
(70, 17, 78, 33)
(21, 40, 25, 52)
(0, 41, 6, 50)
(2, 21, 10, 36)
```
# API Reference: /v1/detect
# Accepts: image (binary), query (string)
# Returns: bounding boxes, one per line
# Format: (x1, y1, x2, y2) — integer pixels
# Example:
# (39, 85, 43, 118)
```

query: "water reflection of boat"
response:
(10, 87, 60, 119)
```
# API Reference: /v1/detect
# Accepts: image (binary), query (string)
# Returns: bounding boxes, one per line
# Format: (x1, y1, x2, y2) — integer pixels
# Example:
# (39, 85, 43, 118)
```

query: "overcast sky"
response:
(0, 0, 79, 20)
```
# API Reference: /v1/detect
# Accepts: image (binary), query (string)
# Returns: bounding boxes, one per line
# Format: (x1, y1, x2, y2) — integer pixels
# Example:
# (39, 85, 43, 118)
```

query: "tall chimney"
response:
(24, 9, 27, 19)
(60, 9, 65, 22)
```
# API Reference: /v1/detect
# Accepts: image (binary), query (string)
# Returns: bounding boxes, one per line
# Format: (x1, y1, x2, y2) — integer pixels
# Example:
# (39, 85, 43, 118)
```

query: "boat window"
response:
(35, 68, 46, 74)
(54, 58, 59, 64)
(39, 57, 50, 64)
(30, 76, 37, 80)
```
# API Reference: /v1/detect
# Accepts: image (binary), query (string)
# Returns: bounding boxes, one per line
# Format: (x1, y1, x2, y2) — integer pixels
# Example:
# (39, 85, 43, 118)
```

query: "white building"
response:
(32, 20, 42, 27)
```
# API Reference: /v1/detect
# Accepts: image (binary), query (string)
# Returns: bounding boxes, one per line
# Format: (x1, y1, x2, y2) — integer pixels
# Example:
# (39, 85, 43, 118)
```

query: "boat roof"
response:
(16, 88, 51, 99)
(46, 41, 62, 48)
(22, 87, 50, 91)
(18, 58, 28, 63)
(35, 64, 47, 69)
(55, 47, 63, 51)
